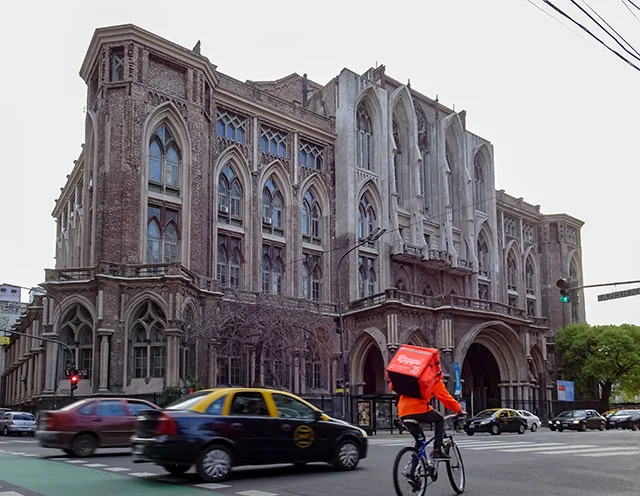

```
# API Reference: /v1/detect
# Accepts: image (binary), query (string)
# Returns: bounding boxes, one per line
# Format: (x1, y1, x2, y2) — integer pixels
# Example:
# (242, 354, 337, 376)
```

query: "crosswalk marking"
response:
(196, 483, 232, 490)
(535, 446, 639, 455)
(236, 491, 279, 496)
(65, 459, 87, 464)
(501, 444, 592, 453)
(130, 472, 158, 477)
(465, 442, 536, 450)
(0, 491, 24, 496)
(85, 463, 107, 468)
(105, 467, 130, 472)
(578, 450, 640, 457)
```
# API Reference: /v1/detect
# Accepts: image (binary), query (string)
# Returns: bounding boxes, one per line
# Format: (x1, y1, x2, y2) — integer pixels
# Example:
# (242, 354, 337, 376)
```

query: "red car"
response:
(37, 398, 159, 457)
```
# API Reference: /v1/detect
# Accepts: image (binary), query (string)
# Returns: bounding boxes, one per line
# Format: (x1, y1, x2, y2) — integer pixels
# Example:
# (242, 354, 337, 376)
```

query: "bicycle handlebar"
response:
(444, 413, 467, 421)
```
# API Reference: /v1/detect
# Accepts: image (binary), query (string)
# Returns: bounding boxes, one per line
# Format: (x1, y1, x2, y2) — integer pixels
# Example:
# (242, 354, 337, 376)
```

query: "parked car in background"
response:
(37, 398, 159, 457)
(517, 410, 542, 432)
(605, 409, 640, 430)
(0, 411, 37, 436)
(463, 408, 528, 436)
(548, 409, 605, 431)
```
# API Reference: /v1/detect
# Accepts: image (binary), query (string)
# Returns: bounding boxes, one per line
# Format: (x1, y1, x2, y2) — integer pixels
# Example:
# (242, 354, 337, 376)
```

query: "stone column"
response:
(499, 383, 506, 407)
(26, 355, 34, 397)
(43, 341, 58, 393)
(97, 329, 114, 393)
(35, 349, 45, 396)
(164, 329, 181, 386)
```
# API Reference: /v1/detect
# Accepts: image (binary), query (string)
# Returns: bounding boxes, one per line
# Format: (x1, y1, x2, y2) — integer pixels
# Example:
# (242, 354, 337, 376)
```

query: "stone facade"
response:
(1, 25, 585, 418)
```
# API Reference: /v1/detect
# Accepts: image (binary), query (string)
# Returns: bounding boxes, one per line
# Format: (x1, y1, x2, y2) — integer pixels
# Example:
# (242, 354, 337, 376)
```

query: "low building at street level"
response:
(1, 25, 585, 419)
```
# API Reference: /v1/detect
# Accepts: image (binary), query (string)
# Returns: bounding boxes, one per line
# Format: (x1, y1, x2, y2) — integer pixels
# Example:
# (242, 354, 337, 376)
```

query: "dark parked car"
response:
(131, 387, 368, 482)
(606, 409, 640, 430)
(464, 408, 527, 436)
(37, 398, 159, 456)
(548, 409, 605, 432)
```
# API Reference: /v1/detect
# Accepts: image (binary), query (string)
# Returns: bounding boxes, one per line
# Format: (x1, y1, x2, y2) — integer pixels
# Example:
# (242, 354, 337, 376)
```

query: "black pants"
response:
(401, 410, 445, 450)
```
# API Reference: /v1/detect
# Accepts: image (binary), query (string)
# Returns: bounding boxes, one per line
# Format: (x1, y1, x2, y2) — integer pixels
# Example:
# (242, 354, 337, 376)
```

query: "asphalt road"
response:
(0, 429, 638, 496)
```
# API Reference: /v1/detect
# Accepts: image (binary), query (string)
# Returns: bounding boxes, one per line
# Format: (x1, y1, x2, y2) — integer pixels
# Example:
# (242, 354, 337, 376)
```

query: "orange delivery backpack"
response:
(386, 344, 443, 400)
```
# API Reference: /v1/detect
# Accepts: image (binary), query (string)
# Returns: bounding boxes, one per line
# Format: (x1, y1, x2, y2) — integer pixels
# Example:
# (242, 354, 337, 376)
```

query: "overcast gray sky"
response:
(1, 0, 638, 325)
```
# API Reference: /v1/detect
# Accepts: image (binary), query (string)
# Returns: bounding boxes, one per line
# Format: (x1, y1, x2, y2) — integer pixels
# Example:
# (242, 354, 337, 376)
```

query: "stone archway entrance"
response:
(462, 343, 501, 413)
(362, 345, 385, 394)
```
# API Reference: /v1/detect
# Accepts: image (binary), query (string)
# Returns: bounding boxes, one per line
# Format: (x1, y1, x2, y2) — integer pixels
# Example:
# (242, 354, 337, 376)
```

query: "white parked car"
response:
(517, 410, 541, 432)
(0, 411, 37, 436)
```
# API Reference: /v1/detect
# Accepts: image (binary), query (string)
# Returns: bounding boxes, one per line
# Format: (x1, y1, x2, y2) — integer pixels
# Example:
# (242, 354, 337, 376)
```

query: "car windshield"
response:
(475, 410, 498, 419)
(560, 410, 586, 418)
(165, 390, 211, 410)
(13, 413, 35, 420)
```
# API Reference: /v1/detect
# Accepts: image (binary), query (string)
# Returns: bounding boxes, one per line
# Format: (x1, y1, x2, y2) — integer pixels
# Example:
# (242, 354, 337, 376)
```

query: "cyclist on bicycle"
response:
(396, 378, 465, 459)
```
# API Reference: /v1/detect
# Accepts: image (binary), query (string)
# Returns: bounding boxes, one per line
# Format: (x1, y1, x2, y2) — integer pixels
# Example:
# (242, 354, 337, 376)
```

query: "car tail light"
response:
(45, 414, 57, 431)
(155, 413, 177, 436)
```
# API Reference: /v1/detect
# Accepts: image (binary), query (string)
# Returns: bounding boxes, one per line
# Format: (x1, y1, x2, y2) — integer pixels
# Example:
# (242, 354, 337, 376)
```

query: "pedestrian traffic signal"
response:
(70, 371, 79, 391)
(556, 278, 571, 303)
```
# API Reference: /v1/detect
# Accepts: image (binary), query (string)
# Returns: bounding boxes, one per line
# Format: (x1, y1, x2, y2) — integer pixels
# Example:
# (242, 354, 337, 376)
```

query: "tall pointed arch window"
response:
(445, 142, 455, 222)
(58, 304, 93, 380)
(149, 124, 180, 197)
(218, 164, 242, 222)
(569, 258, 580, 322)
(477, 233, 490, 278)
(262, 177, 284, 234)
(358, 256, 376, 298)
(392, 120, 402, 204)
(147, 205, 180, 263)
(358, 195, 377, 240)
(129, 301, 166, 379)
(356, 103, 373, 170)
(474, 155, 486, 212)
(302, 190, 321, 242)
(525, 257, 537, 316)
(217, 234, 243, 288)
(302, 253, 322, 300)
(262, 244, 284, 294)
(507, 253, 518, 291)
(216, 109, 246, 144)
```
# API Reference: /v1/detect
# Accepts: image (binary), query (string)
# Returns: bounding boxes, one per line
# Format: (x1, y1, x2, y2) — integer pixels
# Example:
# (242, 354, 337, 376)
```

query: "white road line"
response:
(0, 491, 25, 496)
(65, 460, 87, 464)
(104, 467, 130, 472)
(13, 440, 37, 444)
(535, 446, 639, 455)
(500, 443, 584, 453)
(196, 483, 232, 489)
(578, 451, 640, 457)
(236, 491, 279, 496)
(465, 442, 536, 450)
(18, 453, 38, 457)
(85, 463, 107, 468)
(130, 472, 158, 477)
(455, 441, 523, 447)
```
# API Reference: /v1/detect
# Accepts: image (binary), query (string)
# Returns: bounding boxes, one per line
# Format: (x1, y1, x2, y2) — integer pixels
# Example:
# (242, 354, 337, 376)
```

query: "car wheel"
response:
(2, 427, 8, 437)
(517, 423, 526, 435)
(632, 423, 639, 431)
(466, 431, 475, 436)
(580, 423, 587, 432)
(558, 427, 564, 432)
(531, 423, 538, 433)
(550, 426, 556, 431)
(598, 423, 605, 431)
(71, 433, 98, 457)
(333, 439, 361, 471)
(161, 464, 191, 476)
(490, 424, 501, 436)
(197, 445, 233, 482)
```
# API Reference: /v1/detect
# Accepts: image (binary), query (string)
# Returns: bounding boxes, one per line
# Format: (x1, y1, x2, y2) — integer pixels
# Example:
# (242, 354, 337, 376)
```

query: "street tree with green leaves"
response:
(554, 323, 640, 405)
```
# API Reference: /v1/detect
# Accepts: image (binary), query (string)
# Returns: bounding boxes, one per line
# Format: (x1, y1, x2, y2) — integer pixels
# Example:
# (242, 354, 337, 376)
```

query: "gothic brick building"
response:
(2, 25, 585, 418)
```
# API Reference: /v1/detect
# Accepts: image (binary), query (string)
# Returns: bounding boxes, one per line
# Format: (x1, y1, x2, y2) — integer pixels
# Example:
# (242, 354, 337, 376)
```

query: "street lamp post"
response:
(336, 227, 386, 421)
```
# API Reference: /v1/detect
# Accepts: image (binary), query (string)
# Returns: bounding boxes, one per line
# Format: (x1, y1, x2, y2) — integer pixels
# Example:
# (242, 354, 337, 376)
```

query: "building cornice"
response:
(80, 24, 219, 88)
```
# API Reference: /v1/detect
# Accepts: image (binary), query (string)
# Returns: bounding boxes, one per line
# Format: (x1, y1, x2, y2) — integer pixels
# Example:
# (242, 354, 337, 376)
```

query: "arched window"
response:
(396, 280, 407, 292)
(393, 119, 401, 204)
(218, 164, 242, 221)
(302, 190, 321, 241)
(356, 103, 373, 170)
(305, 348, 322, 389)
(358, 195, 376, 239)
(217, 234, 243, 288)
(358, 256, 376, 298)
(262, 177, 284, 233)
(147, 205, 180, 263)
(445, 142, 455, 223)
(216, 109, 246, 144)
(507, 253, 518, 291)
(302, 253, 322, 300)
(129, 301, 166, 379)
(569, 258, 580, 322)
(58, 304, 93, 380)
(525, 259, 535, 295)
(474, 155, 486, 212)
(148, 123, 180, 196)
(477, 233, 490, 277)
(422, 285, 434, 297)
(262, 245, 283, 294)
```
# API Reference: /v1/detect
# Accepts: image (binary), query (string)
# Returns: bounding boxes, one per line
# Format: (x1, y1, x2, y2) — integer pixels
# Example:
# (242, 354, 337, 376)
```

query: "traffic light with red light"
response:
(70, 370, 80, 391)
(556, 278, 571, 303)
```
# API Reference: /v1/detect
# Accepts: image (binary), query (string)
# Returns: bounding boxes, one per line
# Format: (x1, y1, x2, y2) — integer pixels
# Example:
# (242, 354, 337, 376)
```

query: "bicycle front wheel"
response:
(393, 446, 427, 496)
(445, 441, 465, 494)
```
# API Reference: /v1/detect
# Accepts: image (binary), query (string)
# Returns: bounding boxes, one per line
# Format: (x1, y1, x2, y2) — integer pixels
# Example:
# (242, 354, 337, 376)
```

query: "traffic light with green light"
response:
(556, 278, 571, 303)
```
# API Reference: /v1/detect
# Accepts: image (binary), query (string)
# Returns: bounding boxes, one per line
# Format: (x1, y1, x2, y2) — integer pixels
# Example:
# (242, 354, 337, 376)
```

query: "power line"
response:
(625, 0, 640, 12)
(541, 0, 640, 72)
(620, 0, 640, 24)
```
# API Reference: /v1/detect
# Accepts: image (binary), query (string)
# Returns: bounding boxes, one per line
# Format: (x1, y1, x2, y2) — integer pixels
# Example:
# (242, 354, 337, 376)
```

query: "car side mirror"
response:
(314, 410, 323, 422)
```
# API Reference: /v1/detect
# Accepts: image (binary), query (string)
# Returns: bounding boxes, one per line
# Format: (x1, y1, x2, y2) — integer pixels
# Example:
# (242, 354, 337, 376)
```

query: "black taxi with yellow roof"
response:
(463, 408, 528, 435)
(131, 387, 368, 482)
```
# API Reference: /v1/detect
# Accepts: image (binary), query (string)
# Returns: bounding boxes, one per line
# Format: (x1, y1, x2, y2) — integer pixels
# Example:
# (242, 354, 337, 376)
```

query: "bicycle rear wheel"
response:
(445, 441, 465, 494)
(393, 446, 427, 496)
